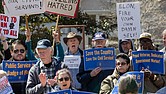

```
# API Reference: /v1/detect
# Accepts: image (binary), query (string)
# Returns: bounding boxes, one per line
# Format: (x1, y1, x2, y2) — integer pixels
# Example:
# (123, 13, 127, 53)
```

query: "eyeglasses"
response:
(58, 77, 70, 82)
(140, 40, 151, 44)
(13, 49, 25, 54)
(116, 62, 127, 66)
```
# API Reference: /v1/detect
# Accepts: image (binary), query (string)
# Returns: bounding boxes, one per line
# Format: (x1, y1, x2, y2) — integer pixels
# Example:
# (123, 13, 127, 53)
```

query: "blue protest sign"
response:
(2, 60, 37, 83)
(111, 71, 144, 94)
(72, 91, 96, 94)
(132, 50, 165, 74)
(48, 89, 96, 94)
(84, 48, 116, 71)
(48, 89, 72, 94)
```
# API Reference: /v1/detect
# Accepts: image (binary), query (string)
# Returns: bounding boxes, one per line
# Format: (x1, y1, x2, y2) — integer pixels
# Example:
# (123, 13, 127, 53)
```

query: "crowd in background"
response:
(0, 29, 166, 94)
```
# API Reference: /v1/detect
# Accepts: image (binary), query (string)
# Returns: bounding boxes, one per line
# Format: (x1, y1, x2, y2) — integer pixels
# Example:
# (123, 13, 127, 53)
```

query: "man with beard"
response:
(118, 39, 135, 56)
(0, 30, 35, 94)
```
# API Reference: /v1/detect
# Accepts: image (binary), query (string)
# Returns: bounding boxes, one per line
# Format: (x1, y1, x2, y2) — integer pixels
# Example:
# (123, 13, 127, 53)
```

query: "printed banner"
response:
(2, 60, 37, 83)
(111, 71, 144, 94)
(64, 55, 81, 69)
(3, 0, 44, 16)
(0, 14, 19, 38)
(132, 50, 165, 74)
(0, 76, 13, 94)
(84, 48, 115, 71)
(45, 0, 80, 18)
(117, 2, 141, 39)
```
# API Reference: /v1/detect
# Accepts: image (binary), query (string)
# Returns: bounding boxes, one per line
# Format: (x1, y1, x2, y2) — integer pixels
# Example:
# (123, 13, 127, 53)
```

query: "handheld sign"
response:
(64, 55, 81, 69)
(0, 76, 13, 94)
(132, 50, 165, 74)
(111, 71, 144, 94)
(49, 89, 71, 94)
(3, 0, 44, 16)
(48, 89, 95, 94)
(0, 14, 19, 39)
(2, 60, 37, 83)
(45, 0, 80, 18)
(84, 48, 115, 71)
(116, 2, 141, 39)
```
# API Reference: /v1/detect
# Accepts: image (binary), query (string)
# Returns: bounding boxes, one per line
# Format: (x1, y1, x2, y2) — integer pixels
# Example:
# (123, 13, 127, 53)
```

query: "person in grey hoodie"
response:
(118, 39, 135, 56)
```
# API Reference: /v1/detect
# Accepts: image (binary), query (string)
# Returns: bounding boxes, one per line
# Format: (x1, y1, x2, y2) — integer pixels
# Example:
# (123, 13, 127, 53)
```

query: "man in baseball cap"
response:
(92, 31, 107, 48)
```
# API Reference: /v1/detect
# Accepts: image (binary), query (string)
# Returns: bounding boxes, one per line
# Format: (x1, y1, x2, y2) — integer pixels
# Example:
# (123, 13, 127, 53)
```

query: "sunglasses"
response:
(13, 49, 25, 54)
(116, 62, 127, 66)
(58, 77, 70, 82)
(140, 40, 151, 44)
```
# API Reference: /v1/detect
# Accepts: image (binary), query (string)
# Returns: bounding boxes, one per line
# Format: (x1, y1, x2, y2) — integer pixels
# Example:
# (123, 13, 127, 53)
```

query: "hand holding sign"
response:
(90, 67, 102, 77)
(53, 32, 60, 43)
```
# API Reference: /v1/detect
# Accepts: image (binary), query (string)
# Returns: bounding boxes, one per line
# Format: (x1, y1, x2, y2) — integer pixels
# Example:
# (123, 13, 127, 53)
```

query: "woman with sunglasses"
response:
(53, 68, 76, 91)
(100, 53, 131, 94)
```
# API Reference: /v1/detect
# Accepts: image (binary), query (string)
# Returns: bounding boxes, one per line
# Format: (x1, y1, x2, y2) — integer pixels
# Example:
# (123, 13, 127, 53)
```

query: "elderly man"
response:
(77, 31, 114, 93)
(26, 39, 64, 94)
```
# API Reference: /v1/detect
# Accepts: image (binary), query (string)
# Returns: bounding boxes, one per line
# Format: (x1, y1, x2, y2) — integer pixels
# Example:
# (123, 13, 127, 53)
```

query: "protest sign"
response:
(3, 0, 44, 16)
(49, 89, 71, 94)
(0, 76, 13, 94)
(132, 50, 165, 74)
(45, 0, 80, 18)
(84, 48, 115, 71)
(2, 60, 37, 83)
(117, 2, 141, 39)
(111, 71, 144, 94)
(64, 55, 81, 69)
(0, 14, 19, 38)
(48, 89, 95, 94)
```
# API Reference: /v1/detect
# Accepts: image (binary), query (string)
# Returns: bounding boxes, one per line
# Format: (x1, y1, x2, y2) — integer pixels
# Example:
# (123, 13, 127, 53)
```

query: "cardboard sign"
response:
(0, 14, 19, 39)
(117, 2, 141, 39)
(64, 55, 81, 69)
(111, 71, 144, 94)
(2, 60, 37, 83)
(84, 48, 115, 71)
(132, 50, 165, 74)
(0, 76, 13, 94)
(3, 0, 44, 16)
(45, 0, 80, 18)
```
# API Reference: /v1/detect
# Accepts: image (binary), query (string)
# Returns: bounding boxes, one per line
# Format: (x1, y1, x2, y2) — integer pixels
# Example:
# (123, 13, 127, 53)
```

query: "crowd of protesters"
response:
(0, 29, 166, 94)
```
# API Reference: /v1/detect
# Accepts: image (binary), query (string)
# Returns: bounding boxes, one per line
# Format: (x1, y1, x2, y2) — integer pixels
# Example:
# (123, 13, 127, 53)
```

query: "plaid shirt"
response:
(39, 58, 59, 94)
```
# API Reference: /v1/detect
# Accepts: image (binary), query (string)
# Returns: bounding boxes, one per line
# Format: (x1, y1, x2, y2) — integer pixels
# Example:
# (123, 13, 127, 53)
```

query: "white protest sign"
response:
(117, 2, 141, 40)
(0, 14, 19, 39)
(45, 0, 80, 18)
(3, 0, 44, 16)
(0, 76, 13, 94)
(64, 55, 81, 69)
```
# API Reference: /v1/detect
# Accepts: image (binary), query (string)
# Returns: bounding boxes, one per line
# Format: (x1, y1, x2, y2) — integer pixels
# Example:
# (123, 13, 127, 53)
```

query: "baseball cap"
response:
(139, 32, 152, 40)
(121, 39, 130, 43)
(93, 32, 106, 40)
(36, 39, 51, 49)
